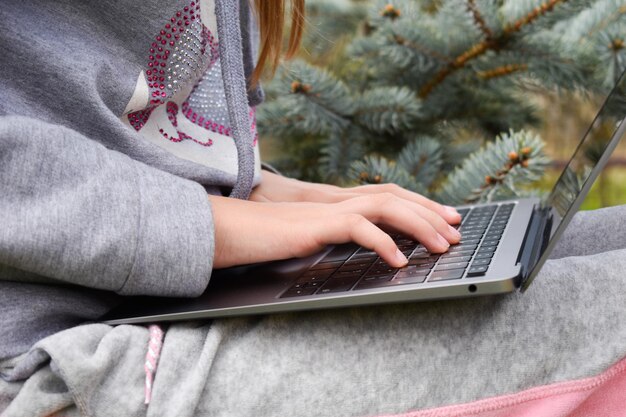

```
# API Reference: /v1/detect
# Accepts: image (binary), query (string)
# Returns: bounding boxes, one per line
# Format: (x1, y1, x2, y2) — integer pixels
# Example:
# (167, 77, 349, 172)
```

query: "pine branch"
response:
(420, 0, 571, 98)
(437, 130, 551, 205)
(353, 86, 423, 134)
(390, 33, 453, 64)
(258, 61, 354, 137)
(466, 0, 494, 40)
(396, 136, 443, 189)
(320, 128, 367, 183)
(503, 0, 569, 33)
(476, 63, 529, 80)
(350, 155, 427, 194)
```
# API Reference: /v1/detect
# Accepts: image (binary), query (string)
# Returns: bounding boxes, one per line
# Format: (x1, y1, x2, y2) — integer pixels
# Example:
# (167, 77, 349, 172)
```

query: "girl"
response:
(1, 1, 626, 416)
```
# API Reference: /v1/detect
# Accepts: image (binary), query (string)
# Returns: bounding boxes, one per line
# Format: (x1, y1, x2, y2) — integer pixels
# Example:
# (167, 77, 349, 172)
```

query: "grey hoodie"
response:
(0, 0, 260, 361)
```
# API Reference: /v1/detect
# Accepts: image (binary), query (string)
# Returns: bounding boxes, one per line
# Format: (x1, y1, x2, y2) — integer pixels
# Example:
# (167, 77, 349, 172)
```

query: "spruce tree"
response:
(258, 0, 626, 204)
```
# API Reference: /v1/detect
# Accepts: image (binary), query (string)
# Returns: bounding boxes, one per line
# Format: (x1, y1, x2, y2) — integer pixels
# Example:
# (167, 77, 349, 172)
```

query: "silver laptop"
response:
(103, 69, 626, 325)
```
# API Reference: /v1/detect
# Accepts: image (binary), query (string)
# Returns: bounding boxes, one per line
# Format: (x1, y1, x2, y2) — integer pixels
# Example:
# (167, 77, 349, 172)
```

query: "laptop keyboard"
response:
(280, 203, 515, 298)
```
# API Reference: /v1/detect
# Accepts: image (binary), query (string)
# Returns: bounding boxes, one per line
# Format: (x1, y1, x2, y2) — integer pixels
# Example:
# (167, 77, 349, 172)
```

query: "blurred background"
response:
(258, 0, 626, 210)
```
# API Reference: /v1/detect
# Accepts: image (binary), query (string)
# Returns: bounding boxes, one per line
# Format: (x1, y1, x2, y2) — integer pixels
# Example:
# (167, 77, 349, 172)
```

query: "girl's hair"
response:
(252, 0, 305, 86)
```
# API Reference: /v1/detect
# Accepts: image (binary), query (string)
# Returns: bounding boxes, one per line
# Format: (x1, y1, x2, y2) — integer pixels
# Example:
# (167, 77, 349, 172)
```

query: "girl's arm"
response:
(210, 173, 461, 269)
(0, 116, 214, 297)
(251, 170, 460, 223)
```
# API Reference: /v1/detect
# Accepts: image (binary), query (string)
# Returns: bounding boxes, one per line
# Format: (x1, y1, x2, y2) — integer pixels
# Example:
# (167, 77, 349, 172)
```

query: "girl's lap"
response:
(3, 206, 626, 417)
(191, 247, 626, 416)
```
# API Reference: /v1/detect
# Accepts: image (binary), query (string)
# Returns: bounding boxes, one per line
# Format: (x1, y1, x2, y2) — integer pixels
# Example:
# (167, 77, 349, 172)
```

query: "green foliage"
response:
(354, 86, 423, 133)
(258, 0, 626, 204)
(438, 130, 550, 204)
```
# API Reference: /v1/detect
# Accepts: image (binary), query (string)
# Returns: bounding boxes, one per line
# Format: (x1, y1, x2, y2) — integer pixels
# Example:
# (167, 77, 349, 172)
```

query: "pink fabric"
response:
(144, 324, 164, 405)
(374, 356, 626, 417)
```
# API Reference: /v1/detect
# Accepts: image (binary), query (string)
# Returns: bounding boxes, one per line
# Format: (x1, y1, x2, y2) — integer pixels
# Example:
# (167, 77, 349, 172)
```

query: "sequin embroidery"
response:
(182, 58, 259, 143)
(158, 101, 213, 147)
(127, 0, 257, 147)
(128, 106, 156, 131)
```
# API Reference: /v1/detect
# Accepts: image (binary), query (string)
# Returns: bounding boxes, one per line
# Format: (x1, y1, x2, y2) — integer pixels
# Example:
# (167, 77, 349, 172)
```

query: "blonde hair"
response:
(252, 0, 305, 86)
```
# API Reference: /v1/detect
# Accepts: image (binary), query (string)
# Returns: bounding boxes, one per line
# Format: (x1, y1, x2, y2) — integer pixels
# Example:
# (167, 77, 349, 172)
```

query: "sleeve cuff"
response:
(118, 162, 215, 297)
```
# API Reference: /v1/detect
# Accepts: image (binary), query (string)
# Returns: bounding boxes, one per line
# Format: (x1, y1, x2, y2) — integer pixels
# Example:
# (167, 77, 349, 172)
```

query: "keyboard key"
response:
(311, 261, 343, 270)
(471, 258, 491, 266)
(460, 232, 483, 239)
(318, 276, 361, 293)
(459, 238, 481, 245)
(323, 244, 359, 262)
(434, 261, 469, 271)
(429, 268, 465, 281)
(482, 239, 500, 246)
(408, 258, 435, 268)
(478, 245, 497, 253)
(366, 266, 398, 276)
(414, 264, 435, 272)
(473, 252, 493, 259)
(281, 288, 317, 298)
(333, 270, 365, 279)
(351, 252, 377, 260)
(461, 225, 488, 232)
(445, 249, 474, 257)
(467, 265, 489, 276)
(293, 280, 324, 288)
(394, 266, 429, 280)
(346, 256, 375, 264)
(438, 255, 471, 264)
(392, 276, 428, 285)
(354, 276, 393, 289)
(463, 220, 490, 227)
(355, 274, 426, 289)
(485, 232, 503, 240)
(299, 269, 334, 280)
(361, 274, 392, 283)
(356, 245, 378, 253)
(450, 243, 478, 251)
(338, 262, 371, 272)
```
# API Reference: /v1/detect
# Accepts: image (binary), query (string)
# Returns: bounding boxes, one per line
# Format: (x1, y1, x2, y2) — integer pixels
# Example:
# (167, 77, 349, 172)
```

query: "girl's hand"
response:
(250, 170, 461, 225)
(208, 192, 461, 269)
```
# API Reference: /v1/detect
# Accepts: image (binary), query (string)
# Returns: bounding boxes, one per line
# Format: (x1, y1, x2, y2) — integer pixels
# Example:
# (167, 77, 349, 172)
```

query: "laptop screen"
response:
(546, 71, 626, 219)
(522, 70, 626, 291)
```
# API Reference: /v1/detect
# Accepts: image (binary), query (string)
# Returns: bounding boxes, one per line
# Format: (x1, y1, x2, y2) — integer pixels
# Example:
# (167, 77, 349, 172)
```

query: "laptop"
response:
(102, 69, 626, 325)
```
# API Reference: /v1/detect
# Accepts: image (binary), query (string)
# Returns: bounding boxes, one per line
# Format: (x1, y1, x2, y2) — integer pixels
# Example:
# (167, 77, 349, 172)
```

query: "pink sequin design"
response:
(128, 0, 216, 132)
(158, 101, 213, 146)
(182, 102, 259, 145)
(128, 106, 156, 131)
(127, 0, 257, 147)
(146, 2, 209, 105)
(181, 100, 230, 136)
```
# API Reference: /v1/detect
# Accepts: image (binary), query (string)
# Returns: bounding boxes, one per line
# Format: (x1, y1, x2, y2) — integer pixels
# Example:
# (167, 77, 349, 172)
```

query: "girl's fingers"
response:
(406, 201, 461, 243)
(317, 214, 407, 267)
(348, 183, 461, 224)
(335, 194, 457, 250)
(366, 197, 451, 253)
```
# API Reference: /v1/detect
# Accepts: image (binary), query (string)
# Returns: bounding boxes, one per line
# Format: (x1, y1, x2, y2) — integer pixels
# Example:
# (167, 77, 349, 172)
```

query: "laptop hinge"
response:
(517, 205, 551, 285)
